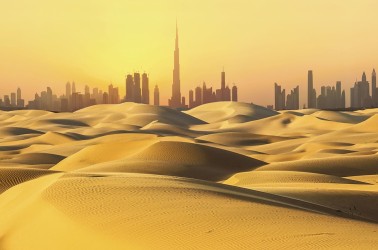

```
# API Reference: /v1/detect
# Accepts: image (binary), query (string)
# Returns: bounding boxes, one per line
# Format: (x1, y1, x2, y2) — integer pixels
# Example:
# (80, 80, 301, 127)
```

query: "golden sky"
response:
(1, 0, 378, 106)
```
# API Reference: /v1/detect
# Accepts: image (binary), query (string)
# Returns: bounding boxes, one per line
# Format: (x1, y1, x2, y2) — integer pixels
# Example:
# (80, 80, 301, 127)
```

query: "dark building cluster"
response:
(273, 70, 377, 111)
(308, 70, 346, 110)
(188, 71, 238, 109)
(27, 82, 120, 112)
(125, 72, 155, 105)
(350, 70, 377, 109)
(274, 83, 299, 111)
(0, 87, 24, 109)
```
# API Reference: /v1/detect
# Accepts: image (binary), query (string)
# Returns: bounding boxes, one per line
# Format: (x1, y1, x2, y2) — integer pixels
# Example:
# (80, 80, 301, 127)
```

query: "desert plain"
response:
(0, 101, 378, 249)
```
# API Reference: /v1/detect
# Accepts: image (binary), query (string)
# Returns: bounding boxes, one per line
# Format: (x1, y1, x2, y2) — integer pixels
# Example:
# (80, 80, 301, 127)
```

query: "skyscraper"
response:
(66, 82, 71, 98)
(17, 88, 21, 101)
(10, 93, 16, 106)
(169, 22, 183, 108)
(274, 83, 285, 111)
(154, 85, 160, 106)
(142, 73, 150, 104)
(308, 70, 316, 108)
(232, 85, 238, 102)
(350, 71, 372, 108)
(125, 74, 134, 102)
(72, 82, 76, 94)
(16, 87, 23, 107)
(221, 70, 226, 100)
(133, 73, 142, 103)
(372, 69, 377, 106)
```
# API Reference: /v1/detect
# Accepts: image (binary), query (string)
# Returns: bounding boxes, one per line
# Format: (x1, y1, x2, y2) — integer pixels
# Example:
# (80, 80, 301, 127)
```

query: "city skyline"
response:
(2, 1, 378, 107)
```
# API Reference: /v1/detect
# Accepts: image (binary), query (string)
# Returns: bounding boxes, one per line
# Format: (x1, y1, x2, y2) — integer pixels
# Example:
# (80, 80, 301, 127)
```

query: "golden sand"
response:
(0, 102, 377, 249)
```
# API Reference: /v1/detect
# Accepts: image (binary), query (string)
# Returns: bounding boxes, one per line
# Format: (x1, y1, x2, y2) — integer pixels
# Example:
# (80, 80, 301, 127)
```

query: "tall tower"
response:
(154, 85, 160, 106)
(308, 70, 315, 108)
(169, 21, 182, 108)
(17, 87, 21, 101)
(372, 69, 376, 106)
(72, 82, 76, 93)
(66, 82, 71, 99)
(125, 74, 134, 102)
(232, 85, 238, 102)
(134, 73, 142, 103)
(221, 70, 226, 101)
(142, 73, 150, 104)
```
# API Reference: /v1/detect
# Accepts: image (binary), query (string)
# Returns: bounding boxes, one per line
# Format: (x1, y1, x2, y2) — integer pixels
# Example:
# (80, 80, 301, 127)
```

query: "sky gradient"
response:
(1, 0, 378, 107)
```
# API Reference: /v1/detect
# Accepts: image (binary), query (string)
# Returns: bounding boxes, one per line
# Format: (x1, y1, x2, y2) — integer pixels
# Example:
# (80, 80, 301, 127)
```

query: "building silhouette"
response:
(125, 73, 150, 104)
(317, 81, 346, 109)
(274, 83, 286, 110)
(372, 69, 377, 106)
(10, 93, 16, 106)
(232, 85, 238, 102)
(142, 73, 150, 104)
(351, 71, 373, 108)
(169, 22, 185, 108)
(154, 85, 160, 106)
(187, 70, 238, 109)
(308, 70, 316, 108)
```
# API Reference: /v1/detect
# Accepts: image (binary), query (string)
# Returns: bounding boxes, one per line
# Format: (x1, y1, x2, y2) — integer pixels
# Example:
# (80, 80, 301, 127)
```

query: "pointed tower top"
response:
(373, 68, 376, 75)
(175, 20, 179, 49)
(362, 71, 367, 82)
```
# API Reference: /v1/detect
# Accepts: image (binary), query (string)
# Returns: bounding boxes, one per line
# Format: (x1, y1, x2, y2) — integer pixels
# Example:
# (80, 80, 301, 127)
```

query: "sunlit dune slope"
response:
(1, 102, 378, 249)
(1, 173, 377, 250)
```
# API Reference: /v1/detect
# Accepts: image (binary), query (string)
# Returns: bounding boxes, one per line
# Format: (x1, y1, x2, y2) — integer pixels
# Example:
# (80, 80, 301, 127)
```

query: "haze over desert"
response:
(0, 101, 377, 249)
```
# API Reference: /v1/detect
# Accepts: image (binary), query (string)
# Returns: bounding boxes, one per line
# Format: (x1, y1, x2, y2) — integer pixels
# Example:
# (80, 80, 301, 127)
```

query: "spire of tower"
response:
(175, 21, 179, 49)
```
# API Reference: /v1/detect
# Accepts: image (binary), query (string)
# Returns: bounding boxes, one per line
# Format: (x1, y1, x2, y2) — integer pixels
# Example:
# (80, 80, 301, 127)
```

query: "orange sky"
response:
(1, 0, 378, 107)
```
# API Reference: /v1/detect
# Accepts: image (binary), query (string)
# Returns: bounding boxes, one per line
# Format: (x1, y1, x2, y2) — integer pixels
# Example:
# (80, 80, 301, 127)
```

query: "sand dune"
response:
(1, 102, 378, 249)
(78, 141, 265, 181)
(185, 101, 278, 123)
(1, 173, 378, 249)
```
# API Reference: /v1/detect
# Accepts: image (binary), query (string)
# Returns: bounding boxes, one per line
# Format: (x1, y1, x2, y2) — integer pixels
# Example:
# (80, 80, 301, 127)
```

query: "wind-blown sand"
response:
(0, 102, 377, 249)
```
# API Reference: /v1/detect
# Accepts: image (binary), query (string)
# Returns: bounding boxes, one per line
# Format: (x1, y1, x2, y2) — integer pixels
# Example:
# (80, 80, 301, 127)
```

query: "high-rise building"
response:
(66, 82, 71, 98)
(16, 87, 23, 107)
(133, 73, 142, 103)
(194, 86, 202, 107)
(142, 73, 150, 104)
(16, 88, 21, 102)
(221, 70, 226, 100)
(317, 81, 345, 109)
(125, 74, 134, 102)
(154, 85, 160, 106)
(286, 86, 299, 110)
(189, 90, 194, 108)
(10, 93, 16, 106)
(72, 82, 76, 94)
(308, 70, 316, 108)
(372, 69, 377, 107)
(232, 85, 238, 102)
(274, 83, 285, 110)
(169, 22, 183, 108)
(224, 86, 231, 101)
(350, 71, 372, 108)
(108, 84, 119, 104)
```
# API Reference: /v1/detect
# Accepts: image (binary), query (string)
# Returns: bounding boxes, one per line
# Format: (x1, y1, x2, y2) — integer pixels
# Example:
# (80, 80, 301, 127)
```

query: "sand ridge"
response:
(0, 102, 378, 249)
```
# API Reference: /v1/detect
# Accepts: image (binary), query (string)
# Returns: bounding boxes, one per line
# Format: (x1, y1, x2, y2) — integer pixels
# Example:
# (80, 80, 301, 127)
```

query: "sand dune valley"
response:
(1, 101, 378, 249)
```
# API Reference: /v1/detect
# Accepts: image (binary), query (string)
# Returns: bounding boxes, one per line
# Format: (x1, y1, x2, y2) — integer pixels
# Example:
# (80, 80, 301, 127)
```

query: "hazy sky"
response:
(1, 0, 378, 106)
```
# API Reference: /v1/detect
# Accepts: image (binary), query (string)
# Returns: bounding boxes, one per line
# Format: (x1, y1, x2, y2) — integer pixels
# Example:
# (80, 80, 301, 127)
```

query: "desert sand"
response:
(0, 101, 377, 249)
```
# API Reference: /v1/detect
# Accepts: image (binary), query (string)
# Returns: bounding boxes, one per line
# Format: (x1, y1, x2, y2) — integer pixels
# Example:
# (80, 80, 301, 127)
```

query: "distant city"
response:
(0, 22, 377, 112)
(274, 69, 377, 111)
(0, 22, 238, 112)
